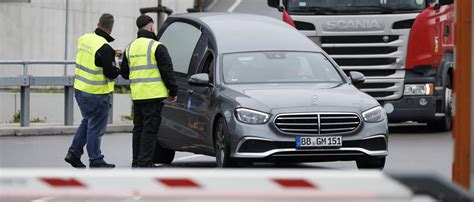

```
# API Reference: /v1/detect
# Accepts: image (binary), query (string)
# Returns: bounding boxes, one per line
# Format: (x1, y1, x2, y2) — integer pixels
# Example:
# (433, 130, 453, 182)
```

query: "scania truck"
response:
(268, 0, 454, 131)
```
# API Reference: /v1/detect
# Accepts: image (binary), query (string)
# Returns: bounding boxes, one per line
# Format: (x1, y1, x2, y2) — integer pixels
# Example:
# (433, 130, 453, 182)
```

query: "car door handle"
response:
(187, 90, 194, 95)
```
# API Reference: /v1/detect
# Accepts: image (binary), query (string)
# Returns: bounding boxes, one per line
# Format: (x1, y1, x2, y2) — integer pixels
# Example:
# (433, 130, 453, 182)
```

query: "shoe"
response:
(64, 152, 86, 168)
(132, 162, 138, 168)
(89, 162, 115, 168)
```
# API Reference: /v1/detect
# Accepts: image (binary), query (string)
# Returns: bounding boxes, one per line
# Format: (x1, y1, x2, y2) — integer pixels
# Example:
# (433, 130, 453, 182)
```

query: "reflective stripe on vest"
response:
(127, 38, 169, 100)
(74, 33, 115, 94)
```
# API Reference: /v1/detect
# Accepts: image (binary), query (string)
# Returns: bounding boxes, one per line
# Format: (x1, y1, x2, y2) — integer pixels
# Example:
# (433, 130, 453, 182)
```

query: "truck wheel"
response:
(429, 76, 453, 132)
(214, 118, 237, 168)
(356, 157, 385, 170)
(153, 142, 175, 164)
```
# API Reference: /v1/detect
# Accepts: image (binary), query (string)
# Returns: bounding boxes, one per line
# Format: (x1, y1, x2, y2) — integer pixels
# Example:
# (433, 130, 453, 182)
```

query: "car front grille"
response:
(274, 113, 361, 135)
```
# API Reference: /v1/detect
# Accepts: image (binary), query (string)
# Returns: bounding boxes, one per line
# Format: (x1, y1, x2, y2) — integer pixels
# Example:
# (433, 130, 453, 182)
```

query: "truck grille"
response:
(274, 113, 361, 135)
(321, 35, 405, 100)
(324, 47, 398, 55)
(335, 58, 397, 66)
(321, 35, 399, 43)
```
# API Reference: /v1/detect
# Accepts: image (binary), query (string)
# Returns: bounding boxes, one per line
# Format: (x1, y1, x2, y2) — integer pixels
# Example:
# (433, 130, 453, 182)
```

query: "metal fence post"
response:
(64, 86, 74, 126)
(108, 93, 113, 124)
(23, 62, 28, 75)
(20, 63, 30, 127)
(20, 86, 30, 127)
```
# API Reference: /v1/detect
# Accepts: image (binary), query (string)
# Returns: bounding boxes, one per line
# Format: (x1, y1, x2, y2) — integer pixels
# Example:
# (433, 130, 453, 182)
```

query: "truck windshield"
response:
(286, 0, 427, 15)
(222, 52, 343, 84)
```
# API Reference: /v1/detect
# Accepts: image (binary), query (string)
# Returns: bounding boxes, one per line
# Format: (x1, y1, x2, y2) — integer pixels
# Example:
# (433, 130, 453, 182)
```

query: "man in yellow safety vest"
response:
(65, 13, 120, 168)
(121, 15, 178, 168)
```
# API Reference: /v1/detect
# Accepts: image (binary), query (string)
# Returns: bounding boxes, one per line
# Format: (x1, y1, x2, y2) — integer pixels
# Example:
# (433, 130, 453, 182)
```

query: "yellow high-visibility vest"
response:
(126, 38, 169, 100)
(74, 33, 115, 94)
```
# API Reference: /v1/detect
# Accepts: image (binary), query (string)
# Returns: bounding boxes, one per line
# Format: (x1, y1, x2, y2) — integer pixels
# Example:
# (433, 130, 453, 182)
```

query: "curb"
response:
(0, 124, 133, 136)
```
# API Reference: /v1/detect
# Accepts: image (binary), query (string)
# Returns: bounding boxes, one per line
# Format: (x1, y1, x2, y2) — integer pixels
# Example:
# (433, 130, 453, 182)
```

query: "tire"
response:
(428, 76, 453, 132)
(153, 142, 175, 164)
(214, 118, 237, 168)
(356, 157, 385, 170)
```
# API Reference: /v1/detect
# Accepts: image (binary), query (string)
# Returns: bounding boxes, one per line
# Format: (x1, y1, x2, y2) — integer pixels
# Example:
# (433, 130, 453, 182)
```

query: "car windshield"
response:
(286, 0, 428, 14)
(222, 52, 344, 84)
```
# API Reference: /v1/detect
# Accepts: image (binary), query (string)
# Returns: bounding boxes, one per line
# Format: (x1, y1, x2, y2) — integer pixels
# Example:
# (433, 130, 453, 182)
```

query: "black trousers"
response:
(132, 99, 164, 167)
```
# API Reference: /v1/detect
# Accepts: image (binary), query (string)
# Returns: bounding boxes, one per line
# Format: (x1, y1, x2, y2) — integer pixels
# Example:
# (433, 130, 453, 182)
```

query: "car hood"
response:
(222, 83, 379, 114)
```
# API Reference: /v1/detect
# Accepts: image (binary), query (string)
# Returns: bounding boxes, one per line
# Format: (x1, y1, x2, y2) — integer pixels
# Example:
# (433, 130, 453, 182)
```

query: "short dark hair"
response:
(136, 15, 154, 29)
(98, 13, 114, 30)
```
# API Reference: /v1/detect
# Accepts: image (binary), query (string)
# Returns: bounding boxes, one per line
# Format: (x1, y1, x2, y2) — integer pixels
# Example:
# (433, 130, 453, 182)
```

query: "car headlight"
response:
(404, 84, 434, 95)
(235, 108, 270, 124)
(362, 106, 385, 123)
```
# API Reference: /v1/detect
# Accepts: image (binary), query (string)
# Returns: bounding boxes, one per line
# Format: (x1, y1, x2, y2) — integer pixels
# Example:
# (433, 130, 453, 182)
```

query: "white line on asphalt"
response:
(228, 0, 242, 12)
(174, 154, 205, 162)
(15, 140, 58, 145)
(32, 196, 56, 202)
(122, 196, 142, 201)
(205, 0, 218, 11)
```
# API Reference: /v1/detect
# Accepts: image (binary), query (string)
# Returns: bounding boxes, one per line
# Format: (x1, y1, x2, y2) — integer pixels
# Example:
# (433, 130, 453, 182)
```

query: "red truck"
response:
(269, 0, 455, 131)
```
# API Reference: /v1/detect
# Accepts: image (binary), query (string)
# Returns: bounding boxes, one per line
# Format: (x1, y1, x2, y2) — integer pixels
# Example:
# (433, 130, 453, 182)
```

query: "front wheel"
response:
(214, 118, 236, 168)
(428, 76, 453, 132)
(356, 157, 385, 170)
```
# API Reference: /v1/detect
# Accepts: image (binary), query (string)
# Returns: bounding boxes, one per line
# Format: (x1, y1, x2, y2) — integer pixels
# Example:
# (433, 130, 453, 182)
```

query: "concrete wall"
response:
(0, 0, 194, 76)
(0, 93, 132, 124)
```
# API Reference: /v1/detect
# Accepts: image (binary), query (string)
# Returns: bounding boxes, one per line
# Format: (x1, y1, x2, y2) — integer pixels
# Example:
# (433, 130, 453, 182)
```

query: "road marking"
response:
(174, 154, 205, 162)
(205, 0, 218, 11)
(228, 0, 242, 12)
(122, 196, 142, 201)
(15, 140, 58, 145)
(32, 196, 56, 202)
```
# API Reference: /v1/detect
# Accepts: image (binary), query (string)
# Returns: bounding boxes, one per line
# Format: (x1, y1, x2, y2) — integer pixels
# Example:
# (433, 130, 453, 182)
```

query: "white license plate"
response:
(296, 136, 342, 148)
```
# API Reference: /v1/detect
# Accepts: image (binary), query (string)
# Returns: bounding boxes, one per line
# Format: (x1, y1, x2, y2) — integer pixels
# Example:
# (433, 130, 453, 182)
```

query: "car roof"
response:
(169, 12, 323, 54)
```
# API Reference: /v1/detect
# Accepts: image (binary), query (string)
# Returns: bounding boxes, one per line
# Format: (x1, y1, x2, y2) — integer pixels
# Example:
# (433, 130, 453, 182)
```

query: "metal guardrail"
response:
(0, 60, 130, 127)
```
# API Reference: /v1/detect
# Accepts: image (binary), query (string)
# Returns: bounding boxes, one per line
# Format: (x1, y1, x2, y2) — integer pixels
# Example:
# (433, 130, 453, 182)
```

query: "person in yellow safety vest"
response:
(65, 13, 120, 169)
(120, 15, 178, 168)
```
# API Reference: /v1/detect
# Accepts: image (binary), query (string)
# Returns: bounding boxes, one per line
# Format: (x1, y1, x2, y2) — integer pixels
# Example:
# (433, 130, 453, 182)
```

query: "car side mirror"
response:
(349, 71, 365, 85)
(267, 0, 279, 8)
(189, 73, 212, 86)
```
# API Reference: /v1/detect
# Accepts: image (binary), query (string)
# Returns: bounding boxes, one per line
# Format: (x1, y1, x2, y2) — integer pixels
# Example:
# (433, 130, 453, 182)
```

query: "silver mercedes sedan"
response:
(154, 13, 388, 169)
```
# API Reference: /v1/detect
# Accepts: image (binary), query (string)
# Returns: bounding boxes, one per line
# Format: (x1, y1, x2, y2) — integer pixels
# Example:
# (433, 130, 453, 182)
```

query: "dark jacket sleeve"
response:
(120, 50, 130, 80)
(155, 45, 178, 97)
(95, 44, 120, 79)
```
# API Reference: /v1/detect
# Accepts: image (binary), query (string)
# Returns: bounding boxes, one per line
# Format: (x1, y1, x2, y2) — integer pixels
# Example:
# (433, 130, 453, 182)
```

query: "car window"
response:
(159, 22, 202, 75)
(222, 52, 343, 84)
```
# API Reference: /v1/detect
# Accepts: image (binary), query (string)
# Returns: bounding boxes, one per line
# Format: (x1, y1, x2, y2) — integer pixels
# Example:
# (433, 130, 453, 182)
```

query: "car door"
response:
(156, 20, 203, 151)
(186, 50, 216, 153)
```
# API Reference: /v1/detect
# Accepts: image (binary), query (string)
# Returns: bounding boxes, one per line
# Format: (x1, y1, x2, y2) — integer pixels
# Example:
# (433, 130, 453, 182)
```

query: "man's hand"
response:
(169, 96, 177, 103)
(115, 49, 123, 57)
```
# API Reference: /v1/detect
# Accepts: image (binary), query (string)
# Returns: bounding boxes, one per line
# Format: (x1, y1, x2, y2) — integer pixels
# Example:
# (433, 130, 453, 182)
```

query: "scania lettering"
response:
(268, 0, 455, 131)
(325, 20, 382, 30)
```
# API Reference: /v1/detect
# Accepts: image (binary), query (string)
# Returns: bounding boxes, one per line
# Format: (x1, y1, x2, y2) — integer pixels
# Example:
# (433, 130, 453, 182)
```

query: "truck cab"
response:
(268, 0, 454, 131)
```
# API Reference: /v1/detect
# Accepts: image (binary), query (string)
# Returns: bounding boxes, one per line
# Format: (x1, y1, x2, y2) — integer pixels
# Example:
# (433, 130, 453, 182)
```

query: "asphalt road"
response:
(0, 125, 453, 180)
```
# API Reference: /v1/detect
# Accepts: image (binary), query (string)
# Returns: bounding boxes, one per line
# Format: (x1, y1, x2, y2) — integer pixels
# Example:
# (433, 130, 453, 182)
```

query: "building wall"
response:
(0, 0, 193, 123)
(0, 0, 194, 76)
